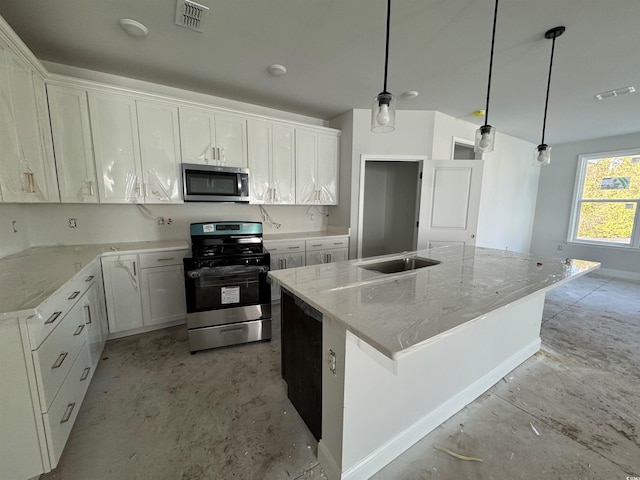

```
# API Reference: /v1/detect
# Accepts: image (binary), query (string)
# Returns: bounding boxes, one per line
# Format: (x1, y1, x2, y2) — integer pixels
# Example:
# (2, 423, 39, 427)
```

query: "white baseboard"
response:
(593, 268, 640, 281)
(339, 338, 541, 480)
(318, 440, 341, 480)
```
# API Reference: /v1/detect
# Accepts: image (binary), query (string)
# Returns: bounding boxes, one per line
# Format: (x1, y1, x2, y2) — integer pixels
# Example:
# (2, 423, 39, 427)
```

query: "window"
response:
(569, 149, 640, 248)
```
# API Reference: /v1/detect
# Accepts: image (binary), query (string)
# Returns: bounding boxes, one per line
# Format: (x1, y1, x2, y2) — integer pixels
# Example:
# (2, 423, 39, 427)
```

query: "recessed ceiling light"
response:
(400, 90, 419, 100)
(267, 64, 287, 76)
(119, 18, 149, 37)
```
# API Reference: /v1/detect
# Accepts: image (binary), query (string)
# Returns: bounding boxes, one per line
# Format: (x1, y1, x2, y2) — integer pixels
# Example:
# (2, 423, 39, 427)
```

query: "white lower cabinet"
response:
(84, 277, 108, 371)
(140, 252, 187, 326)
(0, 262, 107, 478)
(101, 254, 144, 333)
(305, 237, 349, 266)
(42, 341, 92, 467)
(102, 250, 188, 335)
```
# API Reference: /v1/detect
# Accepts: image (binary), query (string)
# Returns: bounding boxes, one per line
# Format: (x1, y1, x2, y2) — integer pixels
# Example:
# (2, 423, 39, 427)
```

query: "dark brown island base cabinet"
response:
(281, 289, 323, 440)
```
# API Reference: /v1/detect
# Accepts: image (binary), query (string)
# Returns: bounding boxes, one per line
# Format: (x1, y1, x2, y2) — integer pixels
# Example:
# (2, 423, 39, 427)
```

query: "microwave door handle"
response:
(238, 174, 242, 196)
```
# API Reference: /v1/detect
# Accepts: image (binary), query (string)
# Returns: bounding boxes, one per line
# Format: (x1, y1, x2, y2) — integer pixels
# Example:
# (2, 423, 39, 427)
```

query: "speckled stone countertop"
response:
(268, 245, 600, 359)
(263, 229, 349, 242)
(0, 241, 189, 318)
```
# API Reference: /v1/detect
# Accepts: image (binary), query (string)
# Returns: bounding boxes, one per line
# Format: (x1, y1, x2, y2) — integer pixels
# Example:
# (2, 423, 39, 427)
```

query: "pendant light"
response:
(474, 0, 499, 154)
(534, 26, 565, 166)
(371, 0, 396, 133)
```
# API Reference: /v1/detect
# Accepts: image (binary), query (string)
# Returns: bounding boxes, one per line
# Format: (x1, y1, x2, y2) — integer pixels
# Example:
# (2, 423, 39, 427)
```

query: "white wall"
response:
(330, 109, 436, 258)
(21, 203, 328, 247)
(331, 108, 539, 258)
(0, 204, 30, 257)
(476, 132, 539, 253)
(530, 131, 640, 275)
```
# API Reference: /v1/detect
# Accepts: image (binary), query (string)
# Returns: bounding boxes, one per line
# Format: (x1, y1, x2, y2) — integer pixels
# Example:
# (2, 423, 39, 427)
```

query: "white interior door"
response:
(418, 159, 484, 249)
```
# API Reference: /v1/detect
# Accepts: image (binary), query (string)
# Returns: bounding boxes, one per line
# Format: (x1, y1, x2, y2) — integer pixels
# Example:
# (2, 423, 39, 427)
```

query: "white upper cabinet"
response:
(88, 91, 142, 203)
(247, 119, 295, 204)
(0, 39, 58, 203)
(136, 100, 182, 203)
(179, 107, 247, 168)
(47, 84, 98, 203)
(54, 89, 181, 204)
(295, 128, 339, 205)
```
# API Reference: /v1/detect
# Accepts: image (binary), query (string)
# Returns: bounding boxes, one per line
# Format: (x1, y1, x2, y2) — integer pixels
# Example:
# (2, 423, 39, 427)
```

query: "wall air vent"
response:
(595, 86, 635, 101)
(175, 0, 209, 32)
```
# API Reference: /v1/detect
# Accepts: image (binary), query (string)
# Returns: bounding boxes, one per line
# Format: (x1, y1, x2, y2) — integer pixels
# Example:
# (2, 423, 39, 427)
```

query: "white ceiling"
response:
(1, 0, 639, 145)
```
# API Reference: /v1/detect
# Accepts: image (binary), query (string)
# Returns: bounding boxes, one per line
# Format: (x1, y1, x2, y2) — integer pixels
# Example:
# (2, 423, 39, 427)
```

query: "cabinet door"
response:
(88, 92, 142, 203)
(305, 250, 325, 266)
(84, 281, 108, 371)
(271, 124, 295, 204)
(295, 129, 317, 204)
(101, 255, 143, 333)
(247, 119, 271, 203)
(215, 113, 247, 168)
(0, 45, 57, 202)
(327, 248, 347, 263)
(47, 84, 98, 203)
(140, 265, 186, 326)
(178, 107, 215, 164)
(317, 133, 338, 205)
(136, 100, 182, 203)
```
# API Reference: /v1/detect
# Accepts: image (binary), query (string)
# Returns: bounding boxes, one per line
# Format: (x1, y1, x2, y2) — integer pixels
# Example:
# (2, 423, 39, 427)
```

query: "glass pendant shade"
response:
(371, 92, 396, 133)
(534, 144, 551, 166)
(474, 125, 496, 153)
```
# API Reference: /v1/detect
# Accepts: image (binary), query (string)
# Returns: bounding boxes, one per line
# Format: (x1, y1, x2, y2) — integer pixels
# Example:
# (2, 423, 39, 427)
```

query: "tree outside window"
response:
(570, 150, 640, 247)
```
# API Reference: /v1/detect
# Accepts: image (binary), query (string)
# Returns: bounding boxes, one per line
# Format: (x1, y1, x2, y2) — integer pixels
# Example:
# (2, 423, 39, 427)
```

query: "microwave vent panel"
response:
(175, 0, 209, 32)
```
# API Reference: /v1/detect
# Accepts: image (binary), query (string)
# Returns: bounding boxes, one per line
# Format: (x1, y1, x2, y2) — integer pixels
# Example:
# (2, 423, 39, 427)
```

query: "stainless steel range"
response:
(183, 221, 271, 353)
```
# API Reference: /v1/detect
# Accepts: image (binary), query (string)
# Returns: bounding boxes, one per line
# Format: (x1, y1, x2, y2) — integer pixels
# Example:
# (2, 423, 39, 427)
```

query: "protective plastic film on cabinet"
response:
(144, 168, 179, 202)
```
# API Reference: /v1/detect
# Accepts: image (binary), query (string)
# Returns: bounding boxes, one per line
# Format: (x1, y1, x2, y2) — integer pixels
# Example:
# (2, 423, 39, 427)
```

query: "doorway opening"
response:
(358, 156, 424, 258)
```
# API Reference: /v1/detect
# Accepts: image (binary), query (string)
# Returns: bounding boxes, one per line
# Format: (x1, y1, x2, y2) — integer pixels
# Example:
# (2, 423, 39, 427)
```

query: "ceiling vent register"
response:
(175, 0, 209, 32)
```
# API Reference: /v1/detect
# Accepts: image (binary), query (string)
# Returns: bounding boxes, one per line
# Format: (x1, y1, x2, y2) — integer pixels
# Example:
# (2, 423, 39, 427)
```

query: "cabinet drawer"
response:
(32, 300, 88, 412)
(305, 237, 348, 252)
(139, 249, 189, 268)
(264, 240, 305, 254)
(42, 342, 92, 468)
(27, 268, 96, 350)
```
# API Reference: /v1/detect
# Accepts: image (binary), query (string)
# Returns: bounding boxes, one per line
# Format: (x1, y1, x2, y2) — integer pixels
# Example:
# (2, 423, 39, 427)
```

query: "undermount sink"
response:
(358, 256, 441, 274)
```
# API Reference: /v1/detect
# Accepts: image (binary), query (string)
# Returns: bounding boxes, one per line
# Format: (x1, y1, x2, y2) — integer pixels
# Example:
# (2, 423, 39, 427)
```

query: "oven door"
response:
(184, 259, 271, 328)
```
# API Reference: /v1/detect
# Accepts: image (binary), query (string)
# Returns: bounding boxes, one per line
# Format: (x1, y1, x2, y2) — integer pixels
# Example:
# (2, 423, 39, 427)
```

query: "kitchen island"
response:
(268, 244, 600, 480)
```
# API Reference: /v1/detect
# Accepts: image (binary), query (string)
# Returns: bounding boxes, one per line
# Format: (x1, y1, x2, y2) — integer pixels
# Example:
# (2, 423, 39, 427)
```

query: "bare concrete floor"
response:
(42, 274, 640, 480)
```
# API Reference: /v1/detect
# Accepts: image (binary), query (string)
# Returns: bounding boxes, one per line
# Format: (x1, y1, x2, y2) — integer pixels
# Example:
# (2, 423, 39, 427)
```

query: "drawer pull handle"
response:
(221, 326, 245, 334)
(133, 261, 137, 276)
(333, 242, 343, 245)
(156, 257, 175, 262)
(85, 275, 94, 282)
(60, 402, 76, 424)
(44, 311, 62, 325)
(73, 324, 85, 336)
(288, 246, 301, 249)
(68, 291, 80, 300)
(52, 352, 68, 369)
(80, 367, 91, 381)
(84, 305, 92, 324)
(311, 244, 322, 247)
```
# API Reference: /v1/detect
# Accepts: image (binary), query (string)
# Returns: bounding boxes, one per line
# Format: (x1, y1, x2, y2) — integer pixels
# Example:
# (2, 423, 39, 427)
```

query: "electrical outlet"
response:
(68, 218, 77, 229)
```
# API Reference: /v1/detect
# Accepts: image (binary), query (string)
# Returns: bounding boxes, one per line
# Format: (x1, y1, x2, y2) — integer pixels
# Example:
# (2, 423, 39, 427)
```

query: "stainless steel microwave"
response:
(182, 163, 250, 203)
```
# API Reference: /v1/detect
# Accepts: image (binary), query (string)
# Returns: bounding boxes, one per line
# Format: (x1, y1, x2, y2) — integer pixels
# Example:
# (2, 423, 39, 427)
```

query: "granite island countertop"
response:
(268, 244, 600, 360)
(0, 240, 189, 318)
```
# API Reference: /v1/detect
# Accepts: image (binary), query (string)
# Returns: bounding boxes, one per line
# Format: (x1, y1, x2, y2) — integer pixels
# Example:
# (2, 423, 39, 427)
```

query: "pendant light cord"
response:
(484, 0, 498, 127)
(541, 35, 557, 145)
(382, 0, 391, 93)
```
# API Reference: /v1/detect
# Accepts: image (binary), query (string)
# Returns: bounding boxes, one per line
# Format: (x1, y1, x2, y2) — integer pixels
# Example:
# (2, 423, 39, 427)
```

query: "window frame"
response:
(568, 148, 640, 249)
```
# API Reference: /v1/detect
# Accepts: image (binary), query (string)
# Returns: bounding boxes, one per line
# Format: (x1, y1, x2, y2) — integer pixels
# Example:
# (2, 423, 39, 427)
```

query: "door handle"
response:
(60, 402, 76, 424)
(52, 352, 68, 369)
(44, 311, 62, 325)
